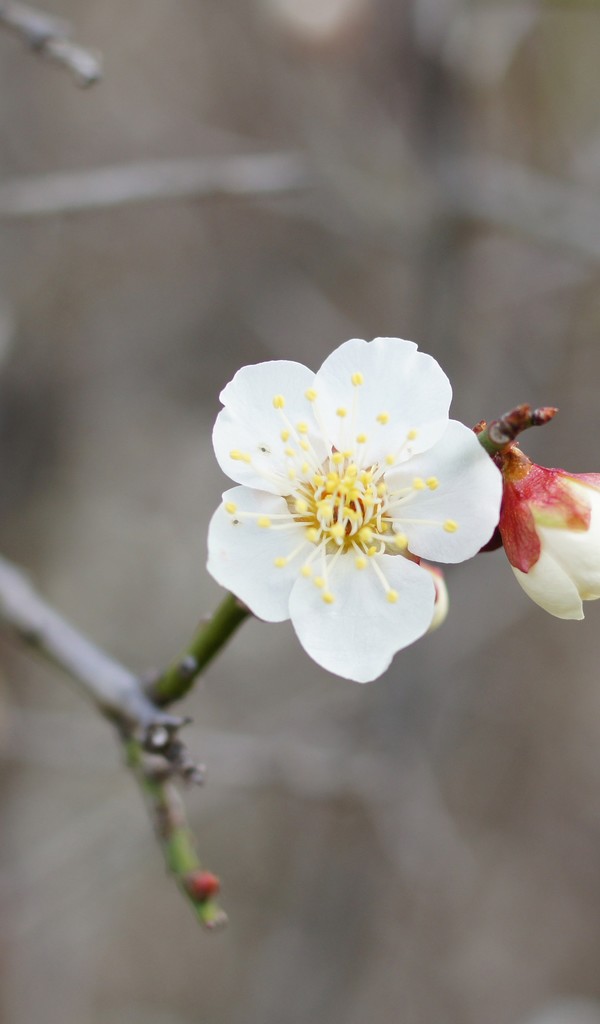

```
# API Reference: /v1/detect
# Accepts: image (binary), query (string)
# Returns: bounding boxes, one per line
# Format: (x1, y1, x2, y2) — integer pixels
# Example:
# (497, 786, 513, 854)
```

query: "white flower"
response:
(207, 337, 502, 681)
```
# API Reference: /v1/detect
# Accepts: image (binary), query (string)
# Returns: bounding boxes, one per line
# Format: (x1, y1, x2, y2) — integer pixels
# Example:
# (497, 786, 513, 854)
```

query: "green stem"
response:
(125, 739, 226, 929)
(150, 593, 250, 706)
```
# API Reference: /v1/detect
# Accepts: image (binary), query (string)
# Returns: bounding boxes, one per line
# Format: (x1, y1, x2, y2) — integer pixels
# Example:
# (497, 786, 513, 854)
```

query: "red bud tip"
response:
(531, 406, 558, 426)
(184, 870, 221, 902)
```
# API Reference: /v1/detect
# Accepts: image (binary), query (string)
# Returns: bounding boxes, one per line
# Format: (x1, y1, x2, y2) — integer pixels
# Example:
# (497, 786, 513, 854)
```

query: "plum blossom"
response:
(498, 446, 600, 619)
(207, 337, 502, 681)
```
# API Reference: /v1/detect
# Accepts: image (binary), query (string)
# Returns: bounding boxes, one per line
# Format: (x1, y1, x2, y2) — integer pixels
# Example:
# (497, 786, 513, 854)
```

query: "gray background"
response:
(2, 2, 600, 1023)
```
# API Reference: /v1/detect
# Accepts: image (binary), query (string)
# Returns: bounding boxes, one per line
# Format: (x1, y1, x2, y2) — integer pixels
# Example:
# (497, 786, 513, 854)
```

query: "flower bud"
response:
(498, 447, 600, 619)
(422, 563, 449, 632)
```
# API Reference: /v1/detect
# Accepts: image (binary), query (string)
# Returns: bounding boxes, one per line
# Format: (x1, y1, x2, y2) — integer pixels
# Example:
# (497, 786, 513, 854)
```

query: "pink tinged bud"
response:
(498, 448, 600, 618)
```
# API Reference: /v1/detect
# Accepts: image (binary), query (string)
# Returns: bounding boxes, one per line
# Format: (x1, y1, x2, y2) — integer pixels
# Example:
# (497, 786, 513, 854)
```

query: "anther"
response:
(377, 412, 390, 425)
(385, 454, 395, 465)
(273, 394, 285, 409)
(306, 527, 319, 542)
(427, 477, 439, 490)
(356, 433, 368, 444)
(387, 590, 399, 604)
(274, 557, 287, 568)
(280, 429, 290, 442)
(300, 440, 310, 452)
(393, 533, 408, 550)
(322, 592, 335, 605)
(413, 477, 426, 490)
(301, 565, 312, 578)
(330, 524, 345, 541)
(225, 501, 237, 514)
(351, 372, 364, 386)
(301, 461, 310, 474)
(288, 467, 297, 480)
(257, 516, 271, 528)
(407, 428, 418, 440)
(284, 447, 296, 458)
(305, 388, 318, 402)
(295, 498, 308, 514)
(314, 576, 325, 589)
(336, 407, 347, 418)
(355, 556, 367, 570)
(444, 519, 458, 533)
(297, 422, 309, 433)
(230, 449, 251, 463)
(332, 452, 344, 465)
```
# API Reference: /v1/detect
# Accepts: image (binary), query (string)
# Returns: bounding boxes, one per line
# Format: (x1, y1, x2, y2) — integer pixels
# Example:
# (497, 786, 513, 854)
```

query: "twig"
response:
(0, 553, 226, 927)
(126, 739, 226, 929)
(0, 2, 102, 86)
(0, 555, 180, 734)
(149, 593, 250, 707)
(0, 153, 311, 219)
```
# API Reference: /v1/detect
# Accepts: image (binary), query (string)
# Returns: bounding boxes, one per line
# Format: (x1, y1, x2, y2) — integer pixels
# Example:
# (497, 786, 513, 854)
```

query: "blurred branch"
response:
(0, 2, 102, 86)
(441, 156, 600, 262)
(0, 554, 226, 927)
(0, 153, 312, 219)
(0, 555, 180, 734)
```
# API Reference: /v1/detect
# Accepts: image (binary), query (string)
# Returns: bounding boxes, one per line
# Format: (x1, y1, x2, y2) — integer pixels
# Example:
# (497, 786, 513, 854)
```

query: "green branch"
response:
(150, 593, 250, 706)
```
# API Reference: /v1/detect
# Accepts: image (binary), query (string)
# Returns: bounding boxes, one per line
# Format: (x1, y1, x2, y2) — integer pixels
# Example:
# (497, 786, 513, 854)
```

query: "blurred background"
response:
(2, 1, 600, 1022)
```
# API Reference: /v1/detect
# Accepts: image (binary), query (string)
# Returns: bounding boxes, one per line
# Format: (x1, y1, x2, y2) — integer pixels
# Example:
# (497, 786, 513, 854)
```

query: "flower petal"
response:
(213, 360, 326, 494)
(288, 552, 436, 682)
(312, 337, 452, 466)
(512, 554, 584, 620)
(386, 419, 502, 562)
(207, 486, 307, 622)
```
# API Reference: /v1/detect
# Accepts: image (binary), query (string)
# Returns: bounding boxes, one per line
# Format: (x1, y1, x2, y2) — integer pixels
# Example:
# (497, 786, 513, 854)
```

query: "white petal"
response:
(512, 554, 584, 620)
(288, 551, 436, 682)
(207, 486, 307, 622)
(312, 337, 452, 466)
(386, 420, 502, 562)
(213, 360, 326, 494)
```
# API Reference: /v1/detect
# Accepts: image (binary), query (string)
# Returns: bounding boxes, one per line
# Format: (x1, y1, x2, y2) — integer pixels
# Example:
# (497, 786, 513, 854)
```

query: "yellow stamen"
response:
(230, 449, 251, 463)
(306, 527, 319, 542)
(225, 502, 237, 514)
(330, 524, 345, 540)
(355, 556, 367, 570)
(387, 590, 399, 604)
(295, 498, 308, 514)
(305, 388, 318, 401)
(288, 467, 296, 480)
(280, 429, 290, 442)
(356, 433, 367, 444)
(332, 452, 344, 465)
(336, 407, 347, 418)
(314, 576, 325, 589)
(413, 477, 426, 490)
(301, 565, 312, 578)
(393, 533, 408, 550)
(407, 428, 418, 440)
(377, 412, 390, 425)
(427, 477, 439, 490)
(351, 371, 364, 386)
(385, 454, 395, 465)
(444, 519, 458, 533)
(284, 446, 296, 458)
(273, 394, 285, 409)
(274, 557, 287, 568)
(257, 516, 271, 528)
(297, 421, 309, 434)
(323, 592, 335, 605)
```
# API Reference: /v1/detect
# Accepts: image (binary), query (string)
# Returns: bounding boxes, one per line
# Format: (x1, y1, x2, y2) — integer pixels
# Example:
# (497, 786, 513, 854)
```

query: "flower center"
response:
(289, 458, 390, 553)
